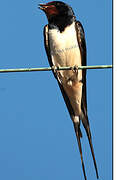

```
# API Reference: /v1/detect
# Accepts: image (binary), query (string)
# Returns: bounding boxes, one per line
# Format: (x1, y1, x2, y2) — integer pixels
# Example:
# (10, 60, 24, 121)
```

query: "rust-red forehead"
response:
(45, 6, 59, 16)
(42, 2, 59, 16)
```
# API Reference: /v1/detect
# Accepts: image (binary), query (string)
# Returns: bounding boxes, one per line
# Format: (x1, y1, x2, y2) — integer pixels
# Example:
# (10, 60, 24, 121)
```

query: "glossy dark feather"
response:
(43, 21, 99, 180)
(75, 21, 87, 117)
(44, 25, 75, 117)
(75, 21, 99, 179)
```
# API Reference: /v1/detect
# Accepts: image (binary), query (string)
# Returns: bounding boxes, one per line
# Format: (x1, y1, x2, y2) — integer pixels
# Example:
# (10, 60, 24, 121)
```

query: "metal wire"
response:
(0, 65, 112, 73)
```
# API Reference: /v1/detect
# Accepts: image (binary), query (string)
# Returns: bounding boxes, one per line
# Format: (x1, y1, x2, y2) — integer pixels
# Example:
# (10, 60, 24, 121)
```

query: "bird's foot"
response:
(52, 65, 58, 77)
(72, 65, 79, 77)
(52, 65, 62, 82)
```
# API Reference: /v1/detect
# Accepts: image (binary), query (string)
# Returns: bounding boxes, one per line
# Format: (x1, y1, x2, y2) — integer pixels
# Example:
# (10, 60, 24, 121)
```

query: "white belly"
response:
(48, 22, 83, 117)
(48, 22, 82, 83)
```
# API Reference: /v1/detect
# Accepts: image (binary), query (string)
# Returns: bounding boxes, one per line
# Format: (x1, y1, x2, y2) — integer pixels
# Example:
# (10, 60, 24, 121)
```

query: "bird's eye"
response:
(56, 2, 62, 7)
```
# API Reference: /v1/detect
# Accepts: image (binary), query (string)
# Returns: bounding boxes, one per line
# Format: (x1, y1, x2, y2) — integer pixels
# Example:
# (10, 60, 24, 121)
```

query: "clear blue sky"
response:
(0, 0, 112, 180)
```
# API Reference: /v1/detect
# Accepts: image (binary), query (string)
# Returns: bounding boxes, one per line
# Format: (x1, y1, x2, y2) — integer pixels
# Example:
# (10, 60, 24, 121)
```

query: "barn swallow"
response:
(38, 1, 99, 180)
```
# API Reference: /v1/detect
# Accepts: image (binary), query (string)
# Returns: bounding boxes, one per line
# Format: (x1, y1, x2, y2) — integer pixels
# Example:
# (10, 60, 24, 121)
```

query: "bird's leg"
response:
(52, 65, 63, 84)
(70, 65, 79, 81)
(52, 65, 59, 78)
(72, 65, 79, 78)
(52, 65, 57, 73)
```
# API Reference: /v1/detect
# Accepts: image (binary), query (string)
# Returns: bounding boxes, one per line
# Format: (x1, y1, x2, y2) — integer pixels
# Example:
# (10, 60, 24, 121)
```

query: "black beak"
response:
(38, 4, 48, 10)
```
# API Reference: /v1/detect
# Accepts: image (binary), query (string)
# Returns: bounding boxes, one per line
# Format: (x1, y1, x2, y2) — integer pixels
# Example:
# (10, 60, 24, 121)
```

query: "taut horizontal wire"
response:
(0, 65, 112, 73)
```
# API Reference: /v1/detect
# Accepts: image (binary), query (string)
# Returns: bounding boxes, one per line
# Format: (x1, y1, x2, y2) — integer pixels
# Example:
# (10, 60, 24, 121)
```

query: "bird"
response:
(38, 1, 99, 180)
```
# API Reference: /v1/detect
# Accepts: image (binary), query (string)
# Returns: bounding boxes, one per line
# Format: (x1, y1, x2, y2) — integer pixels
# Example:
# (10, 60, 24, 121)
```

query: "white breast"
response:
(49, 22, 81, 65)
(48, 23, 83, 117)
(48, 22, 82, 83)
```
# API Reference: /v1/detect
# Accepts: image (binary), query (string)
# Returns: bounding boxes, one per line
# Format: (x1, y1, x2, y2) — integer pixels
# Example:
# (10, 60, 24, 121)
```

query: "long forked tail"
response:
(73, 122, 87, 180)
(81, 113, 99, 179)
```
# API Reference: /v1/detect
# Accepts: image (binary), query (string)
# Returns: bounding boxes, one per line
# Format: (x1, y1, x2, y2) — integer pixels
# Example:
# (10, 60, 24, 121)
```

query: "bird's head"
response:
(38, 1, 75, 25)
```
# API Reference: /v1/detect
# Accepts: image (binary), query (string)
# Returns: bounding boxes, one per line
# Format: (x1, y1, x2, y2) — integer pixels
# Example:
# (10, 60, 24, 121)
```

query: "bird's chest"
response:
(48, 23, 81, 67)
(48, 23, 82, 84)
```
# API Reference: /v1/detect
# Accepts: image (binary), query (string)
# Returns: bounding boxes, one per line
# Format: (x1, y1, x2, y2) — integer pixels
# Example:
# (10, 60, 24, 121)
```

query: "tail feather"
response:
(81, 113, 99, 179)
(74, 122, 82, 138)
(73, 122, 87, 180)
